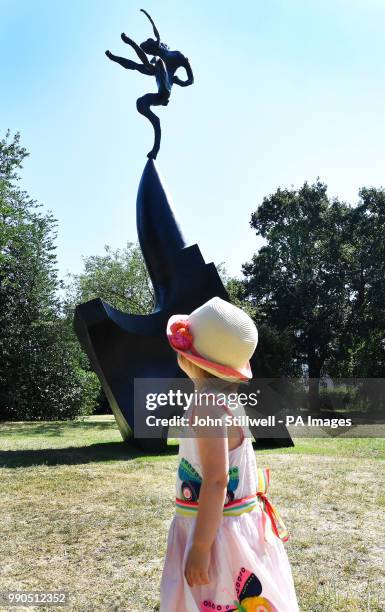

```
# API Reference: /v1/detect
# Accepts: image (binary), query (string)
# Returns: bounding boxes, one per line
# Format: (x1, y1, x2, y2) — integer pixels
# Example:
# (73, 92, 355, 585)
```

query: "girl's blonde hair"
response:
(178, 353, 241, 394)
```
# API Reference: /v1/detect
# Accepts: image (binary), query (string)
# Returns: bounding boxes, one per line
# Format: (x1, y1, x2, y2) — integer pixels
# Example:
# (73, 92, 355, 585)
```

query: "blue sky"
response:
(1, 0, 385, 284)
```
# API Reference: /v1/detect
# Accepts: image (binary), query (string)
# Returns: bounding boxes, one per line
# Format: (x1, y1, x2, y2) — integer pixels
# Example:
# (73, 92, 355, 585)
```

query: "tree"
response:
(219, 268, 293, 377)
(62, 242, 154, 318)
(242, 180, 354, 407)
(62, 242, 154, 414)
(326, 187, 385, 378)
(0, 131, 99, 420)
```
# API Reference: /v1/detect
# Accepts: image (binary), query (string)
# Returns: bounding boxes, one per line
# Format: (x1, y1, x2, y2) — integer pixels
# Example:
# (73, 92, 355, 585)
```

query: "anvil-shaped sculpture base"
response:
(73, 160, 293, 451)
(73, 247, 230, 451)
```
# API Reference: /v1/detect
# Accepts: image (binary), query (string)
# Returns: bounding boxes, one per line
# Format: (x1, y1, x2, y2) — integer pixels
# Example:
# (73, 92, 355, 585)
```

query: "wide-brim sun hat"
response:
(166, 296, 258, 381)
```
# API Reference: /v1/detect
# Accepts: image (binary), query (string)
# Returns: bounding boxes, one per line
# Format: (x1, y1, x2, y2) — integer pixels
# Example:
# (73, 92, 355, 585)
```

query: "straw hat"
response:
(166, 296, 258, 381)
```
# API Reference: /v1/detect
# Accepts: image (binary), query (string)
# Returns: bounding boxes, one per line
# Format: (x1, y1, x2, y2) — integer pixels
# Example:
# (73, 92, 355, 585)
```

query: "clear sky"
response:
(1, 0, 385, 284)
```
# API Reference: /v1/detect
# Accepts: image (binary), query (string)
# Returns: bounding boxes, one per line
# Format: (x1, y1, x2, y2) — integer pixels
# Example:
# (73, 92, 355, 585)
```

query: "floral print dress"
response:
(159, 396, 299, 612)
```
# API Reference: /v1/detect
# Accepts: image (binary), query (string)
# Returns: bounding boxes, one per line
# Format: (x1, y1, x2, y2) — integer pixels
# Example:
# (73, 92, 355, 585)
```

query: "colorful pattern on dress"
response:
(175, 493, 258, 517)
(200, 566, 277, 611)
(176, 461, 288, 541)
(228, 467, 240, 494)
(178, 458, 202, 502)
(178, 457, 239, 504)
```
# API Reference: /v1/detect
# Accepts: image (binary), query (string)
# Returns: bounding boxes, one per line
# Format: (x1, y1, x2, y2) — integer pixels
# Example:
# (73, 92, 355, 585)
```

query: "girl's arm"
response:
(184, 401, 229, 587)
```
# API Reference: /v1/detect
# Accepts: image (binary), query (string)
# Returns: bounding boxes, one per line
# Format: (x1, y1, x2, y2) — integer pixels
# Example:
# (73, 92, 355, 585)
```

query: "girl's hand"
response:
(184, 543, 211, 587)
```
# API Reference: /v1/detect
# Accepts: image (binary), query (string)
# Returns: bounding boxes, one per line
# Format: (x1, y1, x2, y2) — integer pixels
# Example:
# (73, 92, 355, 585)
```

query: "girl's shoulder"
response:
(186, 384, 245, 443)
(188, 384, 236, 420)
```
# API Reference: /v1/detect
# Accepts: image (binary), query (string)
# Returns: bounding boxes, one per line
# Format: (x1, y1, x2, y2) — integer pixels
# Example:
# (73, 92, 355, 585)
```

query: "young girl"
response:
(160, 297, 299, 611)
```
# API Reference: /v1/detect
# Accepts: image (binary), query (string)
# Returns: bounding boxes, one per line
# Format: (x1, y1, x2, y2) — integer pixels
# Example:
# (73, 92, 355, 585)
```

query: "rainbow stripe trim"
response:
(257, 466, 270, 494)
(175, 494, 259, 517)
(175, 466, 290, 542)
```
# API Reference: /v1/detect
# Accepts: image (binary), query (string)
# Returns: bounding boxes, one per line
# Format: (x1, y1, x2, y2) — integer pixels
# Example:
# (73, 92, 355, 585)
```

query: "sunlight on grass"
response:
(0, 416, 384, 610)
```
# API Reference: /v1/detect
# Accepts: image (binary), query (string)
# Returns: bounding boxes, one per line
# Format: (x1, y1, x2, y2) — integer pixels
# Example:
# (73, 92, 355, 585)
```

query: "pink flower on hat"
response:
(169, 319, 193, 350)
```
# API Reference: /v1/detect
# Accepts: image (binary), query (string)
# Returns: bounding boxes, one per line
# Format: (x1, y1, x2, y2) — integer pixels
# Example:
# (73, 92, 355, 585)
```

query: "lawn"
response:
(0, 416, 384, 611)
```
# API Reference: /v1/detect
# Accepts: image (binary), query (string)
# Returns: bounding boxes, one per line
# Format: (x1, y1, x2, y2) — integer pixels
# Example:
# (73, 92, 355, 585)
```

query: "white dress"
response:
(159, 394, 299, 612)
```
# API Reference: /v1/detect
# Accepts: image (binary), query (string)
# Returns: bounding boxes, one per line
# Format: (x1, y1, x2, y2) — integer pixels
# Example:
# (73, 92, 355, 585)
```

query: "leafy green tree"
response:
(0, 131, 98, 420)
(62, 242, 154, 318)
(326, 187, 385, 378)
(242, 180, 354, 407)
(218, 265, 293, 376)
(62, 242, 154, 414)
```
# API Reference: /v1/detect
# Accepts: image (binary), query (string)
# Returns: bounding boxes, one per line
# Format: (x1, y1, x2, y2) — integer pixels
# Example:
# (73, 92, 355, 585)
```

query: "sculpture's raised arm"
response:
(173, 58, 194, 88)
(140, 9, 160, 43)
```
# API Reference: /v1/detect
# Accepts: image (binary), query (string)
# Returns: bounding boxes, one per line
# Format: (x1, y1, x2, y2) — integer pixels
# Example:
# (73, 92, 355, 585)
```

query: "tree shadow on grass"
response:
(0, 420, 118, 437)
(0, 438, 290, 468)
(0, 440, 179, 468)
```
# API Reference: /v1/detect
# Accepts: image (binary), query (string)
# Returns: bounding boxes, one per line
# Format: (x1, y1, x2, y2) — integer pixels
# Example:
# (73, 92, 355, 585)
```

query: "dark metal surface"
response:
(74, 15, 294, 450)
(74, 160, 293, 450)
(74, 160, 228, 451)
(105, 10, 193, 160)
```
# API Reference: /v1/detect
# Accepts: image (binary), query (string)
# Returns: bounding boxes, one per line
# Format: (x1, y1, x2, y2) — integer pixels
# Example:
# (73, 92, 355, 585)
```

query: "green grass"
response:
(1, 417, 384, 611)
(255, 436, 385, 460)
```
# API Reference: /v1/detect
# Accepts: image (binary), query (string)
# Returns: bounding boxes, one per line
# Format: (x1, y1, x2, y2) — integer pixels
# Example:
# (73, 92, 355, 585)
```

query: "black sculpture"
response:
(73, 12, 293, 451)
(74, 160, 231, 451)
(74, 160, 294, 451)
(105, 9, 194, 160)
